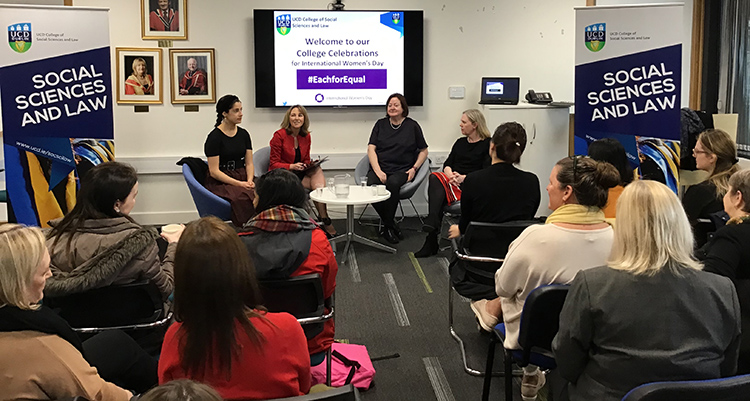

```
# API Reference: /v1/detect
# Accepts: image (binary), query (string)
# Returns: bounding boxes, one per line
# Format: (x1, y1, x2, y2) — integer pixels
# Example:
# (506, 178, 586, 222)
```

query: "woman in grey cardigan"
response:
(553, 180, 741, 401)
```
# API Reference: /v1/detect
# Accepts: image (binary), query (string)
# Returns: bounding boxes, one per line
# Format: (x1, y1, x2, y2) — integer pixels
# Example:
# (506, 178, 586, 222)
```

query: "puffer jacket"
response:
(45, 217, 175, 299)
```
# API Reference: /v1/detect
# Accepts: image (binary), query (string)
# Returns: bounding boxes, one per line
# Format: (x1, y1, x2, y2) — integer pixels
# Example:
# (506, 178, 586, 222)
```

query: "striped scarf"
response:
(243, 205, 318, 232)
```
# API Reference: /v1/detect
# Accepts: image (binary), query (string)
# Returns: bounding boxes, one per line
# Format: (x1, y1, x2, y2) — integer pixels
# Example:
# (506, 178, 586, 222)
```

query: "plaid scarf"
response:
(243, 205, 318, 232)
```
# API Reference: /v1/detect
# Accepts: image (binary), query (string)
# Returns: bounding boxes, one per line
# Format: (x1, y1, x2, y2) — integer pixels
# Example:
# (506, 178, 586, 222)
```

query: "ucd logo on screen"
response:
(276, 14, 291, 36)
(8, 23, 32, 53)
(584, 23, 606, 52)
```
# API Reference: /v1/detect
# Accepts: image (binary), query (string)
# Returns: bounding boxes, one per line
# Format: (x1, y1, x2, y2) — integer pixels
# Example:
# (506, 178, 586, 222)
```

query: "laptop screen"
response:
(480, 77, 520, 105)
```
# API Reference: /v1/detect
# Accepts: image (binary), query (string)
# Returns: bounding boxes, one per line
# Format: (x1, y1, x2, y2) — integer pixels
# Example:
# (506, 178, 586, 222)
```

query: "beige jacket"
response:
(0, 331, 131, 400)
(46, 217, 175, 299)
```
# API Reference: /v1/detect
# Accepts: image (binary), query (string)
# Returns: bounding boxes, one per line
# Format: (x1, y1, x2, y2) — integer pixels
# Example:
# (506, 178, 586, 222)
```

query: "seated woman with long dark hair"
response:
(45, 161, 181, 299)
(554, 180, 740, 401)
(698, 168, 750, 373)
(158, 216, 310, 400)
(239, 168, 337, 365)
(0, 224, 157, 400)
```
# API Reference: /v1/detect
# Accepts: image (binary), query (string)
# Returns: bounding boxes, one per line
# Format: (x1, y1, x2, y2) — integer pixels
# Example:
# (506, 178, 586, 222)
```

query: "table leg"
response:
(328, 204, 397, 264)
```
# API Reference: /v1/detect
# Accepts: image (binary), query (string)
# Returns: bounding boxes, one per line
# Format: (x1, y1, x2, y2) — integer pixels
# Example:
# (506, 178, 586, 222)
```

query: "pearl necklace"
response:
(389, 119, 404, 130)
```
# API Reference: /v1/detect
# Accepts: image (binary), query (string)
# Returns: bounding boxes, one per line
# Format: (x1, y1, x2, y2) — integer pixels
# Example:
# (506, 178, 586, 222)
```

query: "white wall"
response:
(62, 0, 586, 223)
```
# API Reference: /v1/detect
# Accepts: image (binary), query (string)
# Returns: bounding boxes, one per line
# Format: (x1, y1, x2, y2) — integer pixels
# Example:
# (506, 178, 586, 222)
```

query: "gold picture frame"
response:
(169, 48, 216, 104)
(141, 0, 187, 40)
(115, 47, 163, 105)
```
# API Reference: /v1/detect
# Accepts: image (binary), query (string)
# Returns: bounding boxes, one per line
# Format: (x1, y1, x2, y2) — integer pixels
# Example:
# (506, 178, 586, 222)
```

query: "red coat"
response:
(158, 311, 311, 400)
(269, 128, 312, 171)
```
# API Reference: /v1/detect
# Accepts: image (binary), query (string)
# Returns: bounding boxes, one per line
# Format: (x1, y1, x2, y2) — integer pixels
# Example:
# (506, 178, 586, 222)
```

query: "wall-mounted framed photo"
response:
(115, 47, 163, 104)
(169, 48, 216, 104)
(141, 0, 187, 40)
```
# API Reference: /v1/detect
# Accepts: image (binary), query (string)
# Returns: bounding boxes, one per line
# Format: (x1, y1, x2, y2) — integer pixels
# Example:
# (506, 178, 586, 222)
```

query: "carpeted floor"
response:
(331, 216, 534, 401)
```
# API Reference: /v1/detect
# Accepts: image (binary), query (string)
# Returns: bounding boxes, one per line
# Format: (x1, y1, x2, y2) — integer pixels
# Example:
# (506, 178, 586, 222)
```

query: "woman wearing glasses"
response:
(471, 156, 619, 401)
(683, 129, 740, 246)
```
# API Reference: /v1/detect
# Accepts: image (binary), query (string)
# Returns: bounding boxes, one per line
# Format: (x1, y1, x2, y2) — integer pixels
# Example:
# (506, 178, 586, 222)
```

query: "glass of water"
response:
(327, 177, 335, 193)
(360, 176, 368, 187)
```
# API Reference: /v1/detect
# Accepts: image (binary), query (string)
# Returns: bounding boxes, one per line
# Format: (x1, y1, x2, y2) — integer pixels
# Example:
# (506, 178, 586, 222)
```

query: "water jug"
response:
(334, 174, 350, 198)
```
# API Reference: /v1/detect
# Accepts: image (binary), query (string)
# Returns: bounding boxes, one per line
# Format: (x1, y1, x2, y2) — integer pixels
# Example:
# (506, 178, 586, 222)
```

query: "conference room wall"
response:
(56, 0, 585, 223)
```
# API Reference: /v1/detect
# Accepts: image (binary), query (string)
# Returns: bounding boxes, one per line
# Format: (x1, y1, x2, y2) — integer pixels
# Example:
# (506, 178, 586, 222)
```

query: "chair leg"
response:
(409, 198, 425, 226)
(504, 349, 513, 401)
(482, 335, 499, 401)
(326, 346, 332, 386)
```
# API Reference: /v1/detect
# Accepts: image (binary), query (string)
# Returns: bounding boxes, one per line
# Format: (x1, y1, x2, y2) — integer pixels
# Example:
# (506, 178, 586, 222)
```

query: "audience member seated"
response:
(683, 129, 740, 247)
(239, 168, 338, 361)
(270, 105, 336, 235)
(205, 94, 256, 227)
(366, 93, 429, 244)
(587, 137, 634, 219)
(0, 224, 157, 400)
(45, 162, 181, 300)
(698, 168, 750, 374)
(414, 109, 491, 257)
(159, 216, 311, 400)
(472, 156, 619, 401)
(448, 122, 540, 301)
(140, 379, 222, 401)
(554, 180, 741, 401)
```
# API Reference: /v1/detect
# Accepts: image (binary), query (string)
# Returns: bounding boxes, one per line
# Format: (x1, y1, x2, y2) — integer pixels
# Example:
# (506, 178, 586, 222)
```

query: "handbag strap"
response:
(332, 349, 361, 385)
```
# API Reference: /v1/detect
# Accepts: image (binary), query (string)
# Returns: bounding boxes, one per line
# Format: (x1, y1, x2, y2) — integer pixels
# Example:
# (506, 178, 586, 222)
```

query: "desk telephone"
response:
(525, 89, 553, 104)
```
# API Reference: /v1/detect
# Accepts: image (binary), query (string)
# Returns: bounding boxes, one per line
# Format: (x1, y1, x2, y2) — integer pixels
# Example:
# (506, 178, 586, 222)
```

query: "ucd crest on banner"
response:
(585, 23, 606, 52)
(276, 14, 291, 36)
(8, 22, 31, 53)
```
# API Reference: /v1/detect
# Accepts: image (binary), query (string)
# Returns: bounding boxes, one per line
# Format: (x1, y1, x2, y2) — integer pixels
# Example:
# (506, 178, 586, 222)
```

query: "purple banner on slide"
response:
(297, 69, 387, 89)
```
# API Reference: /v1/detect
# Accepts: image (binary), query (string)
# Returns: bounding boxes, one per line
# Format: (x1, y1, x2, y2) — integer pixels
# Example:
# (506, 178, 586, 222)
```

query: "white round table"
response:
(309, 185, 396, 262)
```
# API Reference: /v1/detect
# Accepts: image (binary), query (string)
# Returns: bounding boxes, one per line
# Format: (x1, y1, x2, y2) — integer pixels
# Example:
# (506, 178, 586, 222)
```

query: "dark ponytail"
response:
(492, 122, 527, 164)
(215, 94, 240, 127)
(555, 156, 620, 208)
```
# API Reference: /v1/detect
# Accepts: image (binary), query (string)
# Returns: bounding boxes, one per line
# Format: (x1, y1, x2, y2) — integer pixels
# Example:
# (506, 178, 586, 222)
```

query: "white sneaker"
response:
(469, 299, 498, 332)
(521, 368, 546, 401)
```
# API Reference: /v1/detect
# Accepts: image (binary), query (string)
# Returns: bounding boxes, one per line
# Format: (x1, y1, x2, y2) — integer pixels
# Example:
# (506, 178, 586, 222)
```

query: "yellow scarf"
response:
(545, 204, 607, 225)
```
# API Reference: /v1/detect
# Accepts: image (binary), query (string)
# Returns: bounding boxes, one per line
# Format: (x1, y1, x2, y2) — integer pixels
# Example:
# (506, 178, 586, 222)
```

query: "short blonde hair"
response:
(609, 180, 702, 275)
(463, 109, 491, 140)
(280, 105, 310, 136)
(139, 380, 222, 401)
(0, 224, 46, 310)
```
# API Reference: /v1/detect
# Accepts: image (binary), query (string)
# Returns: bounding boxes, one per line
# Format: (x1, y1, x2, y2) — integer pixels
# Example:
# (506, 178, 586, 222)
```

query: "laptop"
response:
(479, 77, 520, 105)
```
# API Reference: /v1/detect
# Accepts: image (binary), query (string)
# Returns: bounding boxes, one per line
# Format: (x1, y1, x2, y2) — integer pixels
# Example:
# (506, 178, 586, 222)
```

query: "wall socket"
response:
(433, 155, 447, 165)
(448, 86, 465, 99)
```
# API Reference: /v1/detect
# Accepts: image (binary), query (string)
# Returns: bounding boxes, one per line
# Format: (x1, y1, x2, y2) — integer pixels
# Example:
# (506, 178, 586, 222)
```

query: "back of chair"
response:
(354, 156, 370, 185)
(518, 285, 569, 363)
(621, 374, 750, 401)
(181, 163, 232, 220)
(254, 146, 271, 178)
(258, 383, 360, 401)
(258, 274, 327, 339)
(398, 159, 430, 199)
(44, 281, 165, 330)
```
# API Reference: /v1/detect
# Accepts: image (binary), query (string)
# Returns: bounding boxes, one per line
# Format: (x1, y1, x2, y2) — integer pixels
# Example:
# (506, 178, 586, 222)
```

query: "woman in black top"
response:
(683, 129, 740, 247)
(414, 109, 491, 257)
(204, 94, 256, 226)
(367, 93, 428, 244)
(698, 168, 750, 373)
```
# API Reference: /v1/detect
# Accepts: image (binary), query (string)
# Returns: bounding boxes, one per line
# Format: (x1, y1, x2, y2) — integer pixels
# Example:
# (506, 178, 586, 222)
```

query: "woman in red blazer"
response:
(270, 105, 334, 234)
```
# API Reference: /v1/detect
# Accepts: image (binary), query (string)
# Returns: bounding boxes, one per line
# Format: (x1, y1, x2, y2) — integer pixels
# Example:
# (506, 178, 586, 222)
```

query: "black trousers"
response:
(366, 170, 408, 229)
(424, 174, 451, 231)
(84, 329, 158, 394)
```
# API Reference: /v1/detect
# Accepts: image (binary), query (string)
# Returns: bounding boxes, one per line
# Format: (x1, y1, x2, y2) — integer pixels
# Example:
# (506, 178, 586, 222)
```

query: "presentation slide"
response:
(273, 11, 405, 107)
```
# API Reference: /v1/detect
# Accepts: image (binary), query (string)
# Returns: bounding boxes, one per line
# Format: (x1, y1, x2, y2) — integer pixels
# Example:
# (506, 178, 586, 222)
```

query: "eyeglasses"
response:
(692, 148, 710, 156)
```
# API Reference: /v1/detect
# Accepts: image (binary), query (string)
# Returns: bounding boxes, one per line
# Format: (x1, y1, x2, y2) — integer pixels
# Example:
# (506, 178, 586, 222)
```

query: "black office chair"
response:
(448, 220, 540, 377)
(621, 374, 750, 401)
(482, 284, 569, 401)
(258, 383, 361, 401)
(258, 273, 335, 386)
(43, 281, 172, 334)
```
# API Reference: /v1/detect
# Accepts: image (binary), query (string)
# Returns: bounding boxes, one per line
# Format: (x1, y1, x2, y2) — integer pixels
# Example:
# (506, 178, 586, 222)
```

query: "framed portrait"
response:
(141, 0, 187, 40)
(169, 48, 216, 104)
(115, 47, 163, 104)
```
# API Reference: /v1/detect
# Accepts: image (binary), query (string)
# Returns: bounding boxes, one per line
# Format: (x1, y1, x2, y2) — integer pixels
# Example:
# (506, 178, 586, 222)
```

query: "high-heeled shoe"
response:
(321, 217, 337, 236)
(379, 227, 399, 244)
(414, 232, 439, 258)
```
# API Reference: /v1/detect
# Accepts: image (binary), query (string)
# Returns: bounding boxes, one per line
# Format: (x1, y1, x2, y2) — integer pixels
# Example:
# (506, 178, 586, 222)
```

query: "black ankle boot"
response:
(414, 232, 439, 258)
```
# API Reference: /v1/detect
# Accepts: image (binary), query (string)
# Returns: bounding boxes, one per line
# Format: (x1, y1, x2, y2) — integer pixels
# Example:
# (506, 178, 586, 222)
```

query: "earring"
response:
(114, 206, 120, 213)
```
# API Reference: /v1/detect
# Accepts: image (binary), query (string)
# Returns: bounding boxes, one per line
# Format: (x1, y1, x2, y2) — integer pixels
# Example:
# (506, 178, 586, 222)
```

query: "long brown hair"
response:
(173, 216, 265, 378)
(698, 129, 740, 198)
